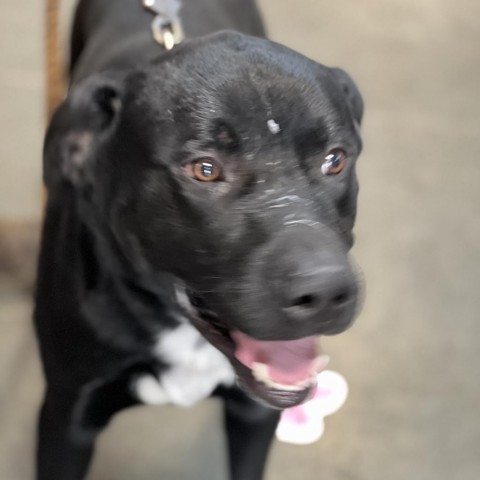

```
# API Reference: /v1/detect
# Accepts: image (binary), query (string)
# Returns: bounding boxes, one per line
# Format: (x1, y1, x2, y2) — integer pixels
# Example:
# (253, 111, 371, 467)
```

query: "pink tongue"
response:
(231, 331, 318, 385)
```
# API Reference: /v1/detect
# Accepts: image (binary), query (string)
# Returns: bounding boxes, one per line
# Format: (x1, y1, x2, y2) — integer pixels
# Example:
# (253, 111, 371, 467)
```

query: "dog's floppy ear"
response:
(43, 74, 123, 189)
(331, 68, 364, 126)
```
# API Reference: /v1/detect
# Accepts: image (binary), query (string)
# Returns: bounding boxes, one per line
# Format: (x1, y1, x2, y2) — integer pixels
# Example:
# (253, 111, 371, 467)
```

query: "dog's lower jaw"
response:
(186, 305, 330, 410)
(234, 360, 315, 410)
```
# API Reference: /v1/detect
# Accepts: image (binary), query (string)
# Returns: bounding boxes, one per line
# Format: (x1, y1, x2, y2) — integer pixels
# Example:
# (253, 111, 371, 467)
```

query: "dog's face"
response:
(45, 32, 363, 408)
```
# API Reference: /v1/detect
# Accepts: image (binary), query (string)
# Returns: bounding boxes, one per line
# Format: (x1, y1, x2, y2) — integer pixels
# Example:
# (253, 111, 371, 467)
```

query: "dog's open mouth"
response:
(186, 292, 330, 409)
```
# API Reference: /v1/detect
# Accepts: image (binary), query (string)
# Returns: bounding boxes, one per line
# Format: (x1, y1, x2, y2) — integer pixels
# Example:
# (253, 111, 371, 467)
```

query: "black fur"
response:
(35, 1, 363, 479)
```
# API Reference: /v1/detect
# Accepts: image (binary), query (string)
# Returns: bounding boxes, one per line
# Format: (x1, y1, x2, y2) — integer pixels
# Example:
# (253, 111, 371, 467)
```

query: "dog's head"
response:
(45, 32, 363, 408)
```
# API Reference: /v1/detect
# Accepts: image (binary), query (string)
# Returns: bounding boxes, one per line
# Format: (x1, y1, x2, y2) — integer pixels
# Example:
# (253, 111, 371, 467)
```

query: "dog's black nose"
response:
(266, 228, 358, 333)
(283, 264, 357, 323)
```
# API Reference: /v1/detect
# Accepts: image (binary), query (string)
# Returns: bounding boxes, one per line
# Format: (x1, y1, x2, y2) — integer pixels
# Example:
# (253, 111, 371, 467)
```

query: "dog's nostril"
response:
(331, 289, 350, 306)
(289, 294, 316, 309)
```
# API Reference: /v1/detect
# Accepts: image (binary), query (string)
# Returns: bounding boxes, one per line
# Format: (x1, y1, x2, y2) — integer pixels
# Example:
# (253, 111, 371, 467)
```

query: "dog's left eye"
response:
(321, 149, 347, 176)
(184, 158, 224, 182)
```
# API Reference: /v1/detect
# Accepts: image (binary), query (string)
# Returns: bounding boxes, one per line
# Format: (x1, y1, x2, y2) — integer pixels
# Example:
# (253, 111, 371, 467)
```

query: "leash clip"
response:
(142, 0, 184, 50)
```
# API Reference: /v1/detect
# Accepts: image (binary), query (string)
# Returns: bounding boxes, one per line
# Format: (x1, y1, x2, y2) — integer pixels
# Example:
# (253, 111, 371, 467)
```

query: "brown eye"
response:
(321, 149, 347, 175)
(184, 158, 223, 182)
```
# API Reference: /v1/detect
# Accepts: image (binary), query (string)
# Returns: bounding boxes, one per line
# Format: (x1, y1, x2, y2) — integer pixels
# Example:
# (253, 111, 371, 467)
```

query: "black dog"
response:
(35, 0, 363, 479)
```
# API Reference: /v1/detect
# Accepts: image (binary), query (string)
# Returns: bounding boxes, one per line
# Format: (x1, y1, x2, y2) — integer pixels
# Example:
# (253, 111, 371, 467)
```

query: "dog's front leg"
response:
(222, 387, 281, 480)
(36, 390, 95, 480)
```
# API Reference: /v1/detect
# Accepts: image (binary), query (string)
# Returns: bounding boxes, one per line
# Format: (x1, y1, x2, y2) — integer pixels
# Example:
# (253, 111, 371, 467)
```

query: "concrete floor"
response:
(1, 0, 480, 479)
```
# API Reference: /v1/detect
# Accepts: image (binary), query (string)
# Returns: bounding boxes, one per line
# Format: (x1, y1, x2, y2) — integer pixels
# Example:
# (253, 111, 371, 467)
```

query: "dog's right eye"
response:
(183, 158, 224, 182)
(321, 149, 347, 176)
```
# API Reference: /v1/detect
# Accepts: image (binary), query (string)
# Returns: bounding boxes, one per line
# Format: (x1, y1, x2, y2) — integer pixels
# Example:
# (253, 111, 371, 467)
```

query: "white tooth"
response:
(270, 381, 305, 392)
(295, 378, 310, 389)
(264, 376, 305, 391)
(251, 362, 316, 392)
(252, 362, 271, 383)
(311, 355, 330, 374)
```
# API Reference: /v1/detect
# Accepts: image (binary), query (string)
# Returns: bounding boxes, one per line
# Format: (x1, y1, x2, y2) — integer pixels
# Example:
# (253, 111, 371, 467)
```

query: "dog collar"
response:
(142, 0, 184, 50)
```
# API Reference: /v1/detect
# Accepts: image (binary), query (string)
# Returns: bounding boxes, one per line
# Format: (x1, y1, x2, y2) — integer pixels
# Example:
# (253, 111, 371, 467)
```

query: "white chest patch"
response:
(132, 323, 234, 407)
